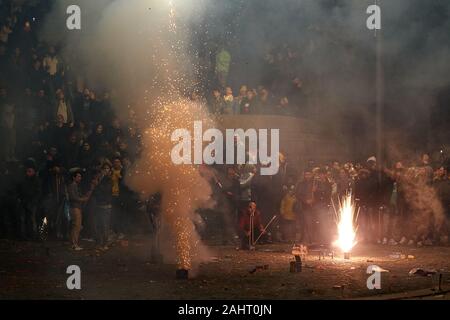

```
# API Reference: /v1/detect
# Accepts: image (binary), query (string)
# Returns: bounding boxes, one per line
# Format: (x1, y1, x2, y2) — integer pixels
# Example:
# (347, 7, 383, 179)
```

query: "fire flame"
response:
(333, 194, 359, 253)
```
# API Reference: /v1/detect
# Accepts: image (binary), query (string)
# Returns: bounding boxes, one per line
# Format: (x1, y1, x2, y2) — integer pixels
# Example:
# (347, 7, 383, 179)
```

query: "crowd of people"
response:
(228, 154, 450, 249)
(0, 1, 144, 250)
(0, 1, 449, 253)
(203, 77, 307, 117)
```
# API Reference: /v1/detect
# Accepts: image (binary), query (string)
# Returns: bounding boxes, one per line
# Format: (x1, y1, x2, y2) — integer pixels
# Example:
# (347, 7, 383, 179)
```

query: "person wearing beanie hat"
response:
(367, 156, 377, 163)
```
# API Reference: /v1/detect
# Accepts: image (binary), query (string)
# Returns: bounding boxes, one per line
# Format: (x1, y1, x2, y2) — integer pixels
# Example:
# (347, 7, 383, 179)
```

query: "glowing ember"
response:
(333, 193, 359, 254)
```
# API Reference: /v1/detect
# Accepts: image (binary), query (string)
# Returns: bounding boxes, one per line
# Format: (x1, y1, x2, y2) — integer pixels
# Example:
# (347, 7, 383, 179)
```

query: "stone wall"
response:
(218, 115, 351, 169)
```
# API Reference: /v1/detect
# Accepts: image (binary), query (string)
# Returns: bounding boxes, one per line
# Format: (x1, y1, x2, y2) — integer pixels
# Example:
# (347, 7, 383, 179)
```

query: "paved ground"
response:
(1, 237, 449, 300)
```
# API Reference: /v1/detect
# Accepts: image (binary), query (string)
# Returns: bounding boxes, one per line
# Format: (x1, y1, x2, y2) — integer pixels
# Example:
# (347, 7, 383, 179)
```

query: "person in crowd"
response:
(88, 123, 107, 152)
(29, 60, 46, 91)
(378, 164, 396, 246)
(107, 118, 123, 144)
(78, 141, 95, 171)
(364, 157, 381, 243)
(434, 166, 450, 244)
(93, 162, 113, 250)
(111, 157, 126, 240)
(53, 89, 74, 126)
(236, 85, 247, 106)
(74, 88, 94, 128)
(419, 153, 434, 185)
(256, 88, 272, 115)
(34, 89, 51, 125)
(288, 77, 307, 115)
(336, 168, 353, 198)
(390, 162, 409, 246)
(64, 133, 80, 169)
(73, 121, 90, 146)
(273, 96, 291, 116)
(238, 201, 265, 250)
(0, 161, 21, 239)
(42, 46, 61, 90)
(223, 87, 237, 115)
(211, 166, 240, 244)
(16, 159, 41, 240)
(279, 185, 299, 242)
(238, 164, 256, 212)
(312, 168, 333, 244)
(67, 170, 96, 251)
(210, 88, 224, 115)
(296, 171, 316, 244)
(41, 160, 67, 240)
(239, 89, 256, 114)
(48, 115, 70, 152)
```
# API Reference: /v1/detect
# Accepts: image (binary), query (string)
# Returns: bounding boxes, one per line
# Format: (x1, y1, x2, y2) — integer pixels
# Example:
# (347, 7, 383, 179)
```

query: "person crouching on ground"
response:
(68, 170, 96, 251)
(238, 201, 265, 250)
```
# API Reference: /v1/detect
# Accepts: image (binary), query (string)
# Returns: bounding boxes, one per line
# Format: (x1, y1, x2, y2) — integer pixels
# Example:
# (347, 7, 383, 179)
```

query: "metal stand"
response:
(176, 269, 189, 280)
(249, 211, 255, 250)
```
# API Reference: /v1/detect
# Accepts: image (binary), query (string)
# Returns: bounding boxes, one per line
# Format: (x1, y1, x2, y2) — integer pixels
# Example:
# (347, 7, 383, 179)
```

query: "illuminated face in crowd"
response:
(26, 168, 36, 178)
(83, 143, 90, 151)
(239, 86, 247, 96)
(260, 89, 268, 100)
(304, 172, 313, 181)
(69, 134, 77, 144)
(113, 158, 122, 170)
(437, 167, 446, 178)
(74, 173, 82, 184)
(96, 125, 103, 134)
(213, 90, 221, 98)
(102, 165, 111, 176)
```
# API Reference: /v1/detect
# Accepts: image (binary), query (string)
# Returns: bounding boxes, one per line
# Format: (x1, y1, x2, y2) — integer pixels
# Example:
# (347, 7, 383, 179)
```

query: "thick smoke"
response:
(41, 0, 215, 268)
(128, 97, 216, 269)
(40, 0, 450, 156)
(39, 0, 449, 260)
(41, 0, 206, 105)
(197, 0, 450, 157)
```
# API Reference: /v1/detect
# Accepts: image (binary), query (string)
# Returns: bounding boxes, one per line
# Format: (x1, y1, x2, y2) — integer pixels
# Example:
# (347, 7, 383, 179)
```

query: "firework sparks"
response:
(128, 97, 215, 270)
(125, 0, 215, 272)
(332, 193, 359, 256)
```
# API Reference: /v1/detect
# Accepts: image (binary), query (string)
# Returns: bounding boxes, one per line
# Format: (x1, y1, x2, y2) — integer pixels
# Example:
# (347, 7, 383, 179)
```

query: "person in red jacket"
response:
(239, 201, 265, 250)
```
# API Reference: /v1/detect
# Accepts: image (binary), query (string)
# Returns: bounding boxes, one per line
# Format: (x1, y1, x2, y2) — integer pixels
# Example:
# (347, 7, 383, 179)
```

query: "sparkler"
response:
(332, 193, 359, 259)
(39, 217, 49, 241)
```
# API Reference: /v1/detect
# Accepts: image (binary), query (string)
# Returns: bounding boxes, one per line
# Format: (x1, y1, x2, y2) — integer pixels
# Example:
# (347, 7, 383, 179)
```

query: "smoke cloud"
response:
(42, 0, 215, 268)
(39, 0, 450, 262)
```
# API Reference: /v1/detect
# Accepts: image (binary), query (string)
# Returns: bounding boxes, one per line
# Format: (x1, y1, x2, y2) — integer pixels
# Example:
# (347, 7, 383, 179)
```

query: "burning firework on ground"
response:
(127, 98, 215, 273)
(332, 193, 359, 259)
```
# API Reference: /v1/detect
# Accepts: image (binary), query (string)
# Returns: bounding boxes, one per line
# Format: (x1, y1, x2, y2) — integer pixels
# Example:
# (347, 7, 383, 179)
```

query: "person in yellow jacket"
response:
(280, 185, 299, 242)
